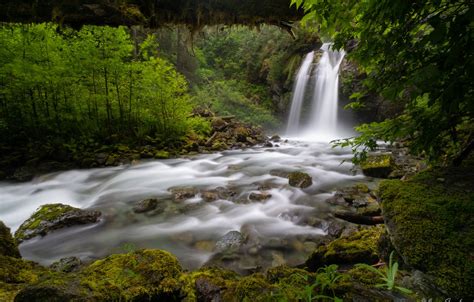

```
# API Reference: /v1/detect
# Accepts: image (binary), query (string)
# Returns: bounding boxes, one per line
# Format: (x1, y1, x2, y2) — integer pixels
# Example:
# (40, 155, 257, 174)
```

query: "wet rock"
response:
(248, 192, 272, 202)
(201, 191, 219, 202)
(352, 198, 368, 208)
(325, 194, 348, 206)
(195, 276, 223, 301)
(170, 187, 198, 201)
(133, 198, 158, 213)
(264, 141, 273, 147)
(361, 153, 394, 178)
(270, 135, 281, 142)
(0, 221, 20, 258)
(269, 170, 290, 178)
(15, 203, 101, 243)
(49, 256, 82, 273)
(215, 231, 244, 252)
(357, 200, 381, 216)
(305, 226, 383, 271)
(215, 187, 238, 201)
(288, 171, 312, 188)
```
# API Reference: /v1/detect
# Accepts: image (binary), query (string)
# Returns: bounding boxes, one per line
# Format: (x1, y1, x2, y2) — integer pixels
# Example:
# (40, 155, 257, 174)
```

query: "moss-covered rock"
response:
(288, 171, 312, 188)
(379, 166, 474, 298)
(14, 204, 101, 243)
(154, 150, 170, 159)
(0, 255, 52, 302)
(0, 221, 20, 258)
(305, 226, 383, 271)
(15, 249, 183, 302)
(361, 154, 394, 178)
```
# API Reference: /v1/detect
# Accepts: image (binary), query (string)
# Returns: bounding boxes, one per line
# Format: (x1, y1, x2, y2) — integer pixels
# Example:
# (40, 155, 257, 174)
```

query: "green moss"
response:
(14, 204, 77, 242)
(379, 166, 474, 297)
(179, 267, 239, 302)
(306, 226, 383, 270)
(154, 150, 170, 159)
(361, 154, 394, 178)
(81, 249, 182, 301)
(230, 273, 277, 302)
(0, 221, 20, 258)
(0, 255, 53, 302)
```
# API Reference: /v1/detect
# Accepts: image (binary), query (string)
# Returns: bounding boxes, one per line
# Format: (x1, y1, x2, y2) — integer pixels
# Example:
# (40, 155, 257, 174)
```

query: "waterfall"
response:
(286, 51, 314, 135)
(286, 43, 346, 140)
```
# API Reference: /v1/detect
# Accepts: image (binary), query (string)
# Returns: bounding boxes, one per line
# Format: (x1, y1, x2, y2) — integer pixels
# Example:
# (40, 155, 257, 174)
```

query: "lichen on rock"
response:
(14, 203, 101, 243)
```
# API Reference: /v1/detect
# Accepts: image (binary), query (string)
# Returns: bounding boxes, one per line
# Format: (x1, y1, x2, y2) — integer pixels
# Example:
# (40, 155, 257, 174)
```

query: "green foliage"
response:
(0, 23, 204, 149)
(297, 265, 343, 302)
(355, 252, 412, 294)
(294, 0, 474, 165)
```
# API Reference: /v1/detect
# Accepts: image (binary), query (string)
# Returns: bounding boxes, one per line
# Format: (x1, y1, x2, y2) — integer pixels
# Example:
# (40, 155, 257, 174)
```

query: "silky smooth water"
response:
(0, 139, 366, 270)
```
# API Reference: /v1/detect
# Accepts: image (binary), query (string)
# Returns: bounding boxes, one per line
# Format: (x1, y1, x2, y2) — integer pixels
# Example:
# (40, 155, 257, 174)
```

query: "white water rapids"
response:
(0, 140, 368, 270)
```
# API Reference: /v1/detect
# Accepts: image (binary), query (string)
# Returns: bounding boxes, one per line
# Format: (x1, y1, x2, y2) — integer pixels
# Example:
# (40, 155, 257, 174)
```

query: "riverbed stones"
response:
(248, 191, 272, 202)
(215, 231, 244, 252)
(288, 171, 312, 188)
(170, 187, 197, 201)
(133, 198, 159, 213)
(201, 190, 219, 202)
(0, 221, 20, 258)
(14, 203, 101, 243)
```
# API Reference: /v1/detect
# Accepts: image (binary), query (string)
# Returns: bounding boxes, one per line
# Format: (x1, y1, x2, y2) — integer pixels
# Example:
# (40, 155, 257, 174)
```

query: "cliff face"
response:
(0, 0, 302, 28)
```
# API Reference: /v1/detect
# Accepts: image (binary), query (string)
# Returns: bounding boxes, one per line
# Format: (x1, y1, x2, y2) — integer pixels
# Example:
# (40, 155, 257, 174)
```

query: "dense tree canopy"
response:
(293, 0, 473, 165)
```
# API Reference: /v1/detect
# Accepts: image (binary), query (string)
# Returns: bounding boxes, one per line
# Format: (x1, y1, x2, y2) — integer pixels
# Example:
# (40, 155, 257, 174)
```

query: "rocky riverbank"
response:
(0, 109, 275, 182)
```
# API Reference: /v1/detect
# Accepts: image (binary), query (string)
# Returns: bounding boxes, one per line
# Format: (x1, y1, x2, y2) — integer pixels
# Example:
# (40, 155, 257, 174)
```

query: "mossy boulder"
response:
(361, 154, 394, 178)
(0, 255, 52, 301)
(0, 221, 20, 258)
(133, 198, 158, 213)
(305, 226, 383, 271)
(15, 249, 183, 302)
(14, 204, 101, 243)
(379, 166, 474, 298)
(288, 171, 312, 188)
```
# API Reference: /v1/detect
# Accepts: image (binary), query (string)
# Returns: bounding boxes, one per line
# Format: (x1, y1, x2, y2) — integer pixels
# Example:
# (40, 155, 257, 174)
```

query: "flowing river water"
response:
(0, 139, 371, 271)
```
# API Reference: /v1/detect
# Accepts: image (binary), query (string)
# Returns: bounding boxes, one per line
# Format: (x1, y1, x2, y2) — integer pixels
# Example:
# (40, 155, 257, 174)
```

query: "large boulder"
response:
(0, 221, 20, 258)
(361, 154, 394, 178)
(15, 204, 101, 243)
(379, 166, 474, 298)
(287, 172, 312, 188)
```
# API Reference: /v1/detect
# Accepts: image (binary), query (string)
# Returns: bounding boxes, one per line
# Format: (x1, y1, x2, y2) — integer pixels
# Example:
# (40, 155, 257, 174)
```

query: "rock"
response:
(357, 200, 381, 216)
(154, 150, 170, 159)
(379, 170, 474, 298)
(325, 194, 348, 206)
(361, 154, 394, 178)
(195, 276, 223, 301)
(264, 141, 273, 147)
(211, 117, 228, 131)
(95, 153, 108, 165)
(215, 187, 238, 201)
(15, 249, 182, 302)
(305, 226, 383, 271)
(15, 204, 101, 243)
(133, 198, 158, 213)
(248, 192, 272, 202)
(140, 150, 154, 159)
(215, 231, 244, 252)
(234, 127, 250, 143)
(352, 198, 368, 208)
(170, 187, 197, 201)
(270, 135, 281, 142)
(0, 221, 20, 258)
(49, 256, 82, 273)
(288, 171, 312, 188)
(201, 191, 219, 202)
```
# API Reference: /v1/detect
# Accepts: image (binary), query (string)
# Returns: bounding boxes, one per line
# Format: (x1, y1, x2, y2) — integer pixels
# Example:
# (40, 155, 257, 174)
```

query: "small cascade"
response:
(286, 43, 346, 140)
(286, 51, 315, 135)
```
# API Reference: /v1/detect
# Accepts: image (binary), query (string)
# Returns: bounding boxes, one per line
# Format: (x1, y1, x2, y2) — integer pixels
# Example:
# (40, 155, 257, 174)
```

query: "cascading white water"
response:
(286, 43, 346, 140)
(305, 43, 345, 139)
(286, 51, 315, 135)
